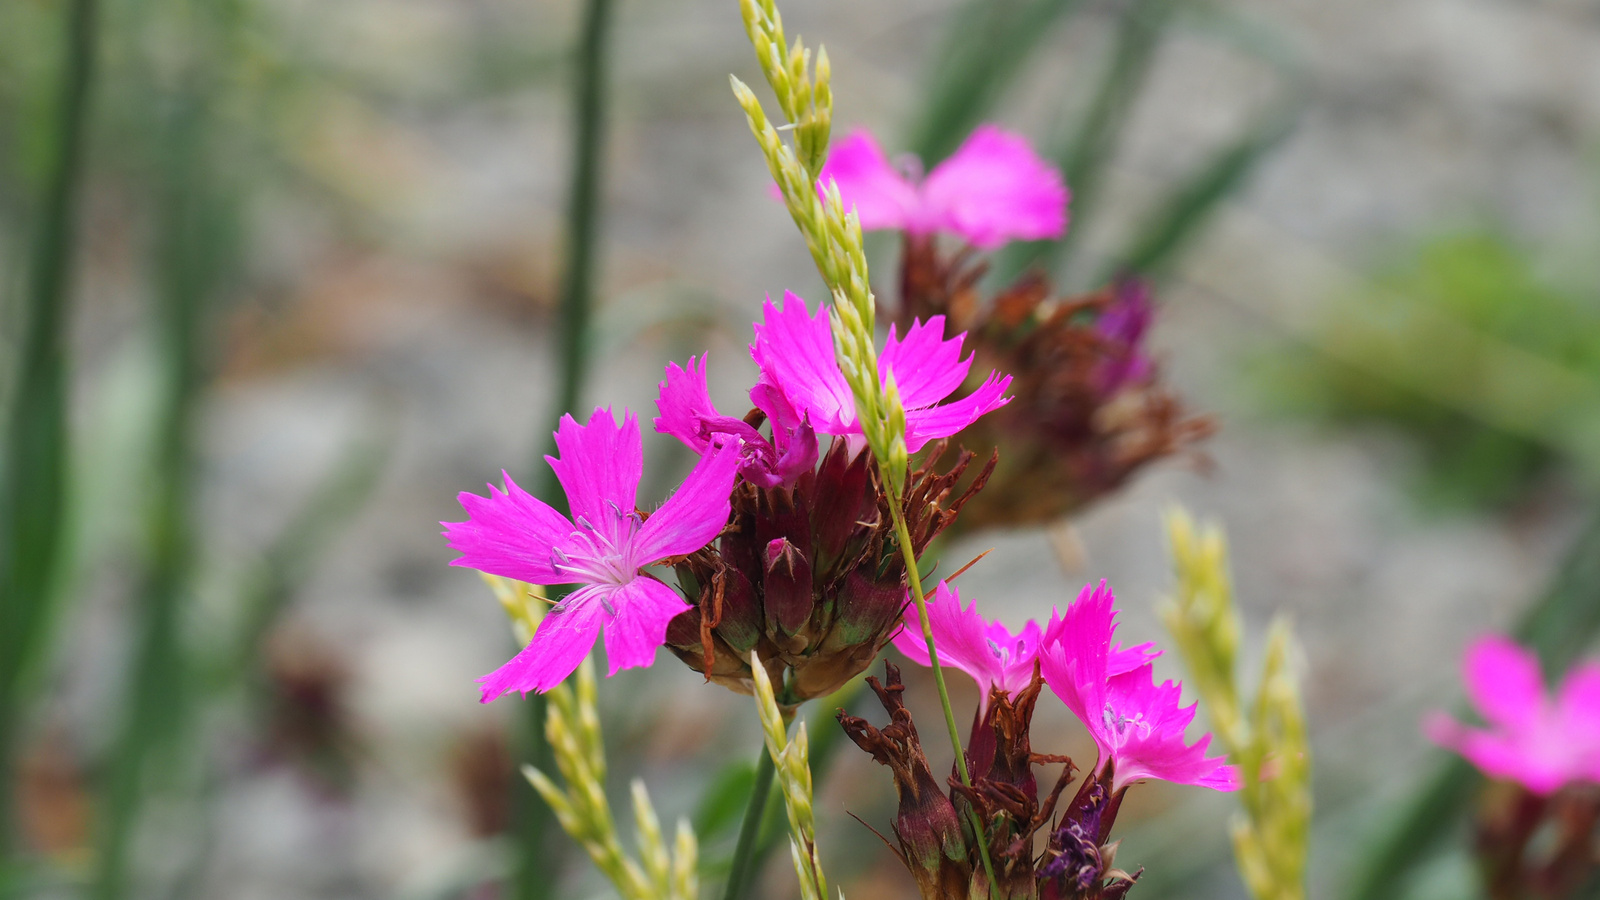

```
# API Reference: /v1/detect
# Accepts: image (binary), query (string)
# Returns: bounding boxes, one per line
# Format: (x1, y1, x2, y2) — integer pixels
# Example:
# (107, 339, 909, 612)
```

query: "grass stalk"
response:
(887, 497, 1000, 896)
(516, 0, 616, 896)
(94, 79, 228, 899)
(0, 0, 99, 867)
(721, 742, 777, 900)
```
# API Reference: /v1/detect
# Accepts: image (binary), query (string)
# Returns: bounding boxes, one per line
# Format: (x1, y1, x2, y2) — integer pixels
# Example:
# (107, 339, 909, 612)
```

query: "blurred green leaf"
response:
(1255, 231, 1600, 510)
(997, 0, 1181, 285)
(695, 759, 759, 842)
(906, 0, 1085, 165)
(0, 0, 98, 873)
(1102, 101, 1298, 283)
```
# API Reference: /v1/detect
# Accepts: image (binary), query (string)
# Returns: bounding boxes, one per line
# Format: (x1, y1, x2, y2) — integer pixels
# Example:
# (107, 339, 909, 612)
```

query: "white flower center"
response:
(550, 502, 643, 586)
(1103, 705, 1152, 744)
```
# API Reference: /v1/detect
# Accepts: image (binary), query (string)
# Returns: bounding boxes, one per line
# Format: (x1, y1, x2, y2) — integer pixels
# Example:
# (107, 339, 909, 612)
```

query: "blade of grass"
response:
(721, 743, 777, 900)
(94, 81, 234, 900)
(1342, 511, 1600, 900)
(0, 0, 99, 872)
(996, 0, 1180, 287)
(906, 0, 1085, 165)
(513, 0, 616, 896)
(168, 431, 390, 900)
(1099, 101, 1298, 283)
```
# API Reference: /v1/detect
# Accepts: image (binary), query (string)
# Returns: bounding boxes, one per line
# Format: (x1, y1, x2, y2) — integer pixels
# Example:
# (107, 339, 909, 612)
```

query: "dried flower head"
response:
(662, 436, 992, 707)
(897, 241, 1212, 534)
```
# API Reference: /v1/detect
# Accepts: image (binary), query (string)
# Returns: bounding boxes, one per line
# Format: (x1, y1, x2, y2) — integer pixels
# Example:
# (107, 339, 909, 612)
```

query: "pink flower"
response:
(892, 581, 1043, 710)
(1425, 635, 1600, 794)
(444, 408, 741, 700)
(749, 292, 1012, 453)
(818, 125, 1068, 250)
(892, 580, 1159, 713)
(1039, 581, 1235, 791)
(654, 353, 818, 489)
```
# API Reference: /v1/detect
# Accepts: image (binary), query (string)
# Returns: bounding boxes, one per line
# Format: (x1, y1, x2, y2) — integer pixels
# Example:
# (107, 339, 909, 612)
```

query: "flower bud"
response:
(763, 537, 813, 636)
(838, 664, 971, 900)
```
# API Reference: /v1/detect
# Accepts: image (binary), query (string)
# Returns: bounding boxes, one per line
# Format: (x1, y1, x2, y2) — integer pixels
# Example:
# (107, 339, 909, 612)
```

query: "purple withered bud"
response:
(763, 537, 814, 635)
(1039, 768, 1139, 900)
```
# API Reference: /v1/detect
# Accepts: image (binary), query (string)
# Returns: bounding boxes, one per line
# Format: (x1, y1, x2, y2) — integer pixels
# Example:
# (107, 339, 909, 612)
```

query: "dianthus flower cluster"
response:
(845, 580, 1235, 899)
(444, 123, 1235, 900)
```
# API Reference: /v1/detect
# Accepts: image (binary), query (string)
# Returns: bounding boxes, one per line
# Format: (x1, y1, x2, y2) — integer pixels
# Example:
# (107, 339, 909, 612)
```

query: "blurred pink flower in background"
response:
(1425, 635, 1600, 794)
(1040, 581, 1235, 791)
(444, 408, 740, 699)
(750, 292, 1012, 453)
(817, 125, 1068, 249)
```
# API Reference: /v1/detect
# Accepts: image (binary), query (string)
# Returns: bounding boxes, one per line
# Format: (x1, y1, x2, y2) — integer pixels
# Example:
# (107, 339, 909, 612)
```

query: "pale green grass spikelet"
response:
(517, 653, 699, 900)
(750, 651, 834, 900)
(482, 574, 545, 646)
(1162, 507, 1312, 900)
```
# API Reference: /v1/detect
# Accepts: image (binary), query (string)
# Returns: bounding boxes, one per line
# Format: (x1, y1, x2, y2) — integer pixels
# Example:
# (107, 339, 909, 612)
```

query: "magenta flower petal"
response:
(893, 583, 1045, 710)
(892, 582, 1002, 693)
(815, 129, 919, 231)
(632, 440, 740, 561)
(1040, 580, 1232, 791)
(1108, 640, 1162, 676)
(879, 317, 974, 410)
(814, 125, 1068, 250)
(1101, 665, 1236, 791)
(1465, 635, 1545, 733)
(1427, 634, 1600, 793)
(548, 409, 643, 546)
(900, 371, 1013, 453)
(918, 124, 1069, 249)
(1558, 664, 1600, 748)
(451, 405, 740, 698)
(479, 588, 607, 700)
(749, 293, 856, 433)
(443, 471, 569, 585)
(654, 356, 718, 453)
(600, 577, 694, 674)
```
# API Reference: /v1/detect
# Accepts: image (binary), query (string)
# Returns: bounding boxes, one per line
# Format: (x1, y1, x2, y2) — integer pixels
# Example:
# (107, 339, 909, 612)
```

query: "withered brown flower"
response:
(897, 236, 1212, 535)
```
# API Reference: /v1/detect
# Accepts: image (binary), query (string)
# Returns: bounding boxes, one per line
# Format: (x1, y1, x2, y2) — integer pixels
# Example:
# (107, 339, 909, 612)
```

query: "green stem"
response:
(96, 88, 217, 900)
(722, 744, 777, 900)
(0, 0, 99, 866)
(538, 0, 615, 475)
(886, 488, 1000, 897)
(517, 0, 614, 894)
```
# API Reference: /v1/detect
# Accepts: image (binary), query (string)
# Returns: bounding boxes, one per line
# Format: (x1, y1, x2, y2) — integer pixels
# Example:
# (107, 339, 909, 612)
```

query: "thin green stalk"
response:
(722, 739, 777, 900)
(0, 0, 98, 866)
(540, 0, 615, 468)
(887, 496, 999, 896)
(95, 89, 220, 900)
(997, 0, 1176, 285)
(517, 0, 615, 894)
